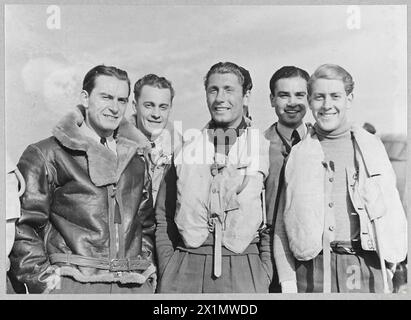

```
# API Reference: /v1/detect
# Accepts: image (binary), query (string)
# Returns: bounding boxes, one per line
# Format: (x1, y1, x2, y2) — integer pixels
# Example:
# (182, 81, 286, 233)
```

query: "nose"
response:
(108, 100, 120, 113)
(151, 106, 161, 119)
(288, 95, 298, 106)
(323, 96, 332, 109)
(215, 89, 226, 102)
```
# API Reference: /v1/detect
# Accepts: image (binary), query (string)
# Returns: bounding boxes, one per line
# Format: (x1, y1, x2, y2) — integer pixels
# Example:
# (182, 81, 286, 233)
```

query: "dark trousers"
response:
(49, 275, 155, 294)
(295, 250, 392, 293)
(158, 249, 270, 293)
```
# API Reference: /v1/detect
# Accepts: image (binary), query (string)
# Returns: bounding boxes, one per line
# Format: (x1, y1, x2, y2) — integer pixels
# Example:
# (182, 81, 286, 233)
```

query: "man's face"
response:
(270, 77, 308, 129)
(133, 85, 172, 141)
(206, 72, 246, 128)
(309, 78, 353, 131)
(82, 75, 129, 137)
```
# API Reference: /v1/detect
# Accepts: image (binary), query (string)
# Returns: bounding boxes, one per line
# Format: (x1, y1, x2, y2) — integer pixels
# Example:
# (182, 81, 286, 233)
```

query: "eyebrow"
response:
(99, 92, 113, 98)
(142, 101, 169, 106)
(100, 92, 128, 101)
(277, 91, 306, 96)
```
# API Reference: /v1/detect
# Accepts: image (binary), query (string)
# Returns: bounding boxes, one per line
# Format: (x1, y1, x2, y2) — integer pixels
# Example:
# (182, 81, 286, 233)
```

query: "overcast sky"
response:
(5, 4, 407, 161)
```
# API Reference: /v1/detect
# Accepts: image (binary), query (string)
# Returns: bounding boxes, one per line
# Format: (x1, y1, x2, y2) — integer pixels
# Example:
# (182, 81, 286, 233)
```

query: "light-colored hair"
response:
(308, 64, 354, 96)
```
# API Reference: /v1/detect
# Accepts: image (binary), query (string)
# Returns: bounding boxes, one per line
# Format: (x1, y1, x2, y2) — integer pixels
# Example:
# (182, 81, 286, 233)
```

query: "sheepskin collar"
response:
(52, 105, 150, 186)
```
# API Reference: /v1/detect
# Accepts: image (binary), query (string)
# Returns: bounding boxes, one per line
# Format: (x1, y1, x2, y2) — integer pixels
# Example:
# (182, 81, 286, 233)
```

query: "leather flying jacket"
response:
(9, 106, 155, 293)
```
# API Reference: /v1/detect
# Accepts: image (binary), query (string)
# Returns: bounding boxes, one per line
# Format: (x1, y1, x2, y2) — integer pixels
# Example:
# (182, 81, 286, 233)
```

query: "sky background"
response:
(5, 4, 407, 162)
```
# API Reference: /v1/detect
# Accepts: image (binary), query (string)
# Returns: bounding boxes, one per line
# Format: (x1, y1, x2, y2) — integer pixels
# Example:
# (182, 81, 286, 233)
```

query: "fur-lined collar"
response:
(52, 105, 150, 186)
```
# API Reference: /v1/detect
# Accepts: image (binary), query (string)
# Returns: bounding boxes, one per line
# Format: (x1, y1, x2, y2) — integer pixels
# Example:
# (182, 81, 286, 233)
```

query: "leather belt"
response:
(49, 253, 151, 272)
(330, 240, 362, 255)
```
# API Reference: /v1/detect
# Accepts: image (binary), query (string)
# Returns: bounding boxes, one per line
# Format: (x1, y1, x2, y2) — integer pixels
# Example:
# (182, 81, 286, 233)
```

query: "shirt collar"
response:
(80, 123, 116, 154)
(208, 117, 248, 137)
(80, 123, 114, 142)
(276, 122, 306, 143)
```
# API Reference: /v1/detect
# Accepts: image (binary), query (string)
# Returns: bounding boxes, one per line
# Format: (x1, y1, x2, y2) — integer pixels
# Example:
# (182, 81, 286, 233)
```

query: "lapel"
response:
(264, 123, 287, 174)
(351, 126, 385, 177)
(264, 123, 289, 220)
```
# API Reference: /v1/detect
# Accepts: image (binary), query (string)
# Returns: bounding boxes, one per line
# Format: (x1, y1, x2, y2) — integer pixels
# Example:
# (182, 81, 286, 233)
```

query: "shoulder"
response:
(18, 136, 60, 177)
(26, 136, 61, 158)
(263, 122, 278, 141)
(352, 126, 386, 153)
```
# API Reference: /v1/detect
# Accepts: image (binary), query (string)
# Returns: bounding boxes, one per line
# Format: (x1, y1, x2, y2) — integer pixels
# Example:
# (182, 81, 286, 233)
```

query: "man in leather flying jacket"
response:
(9, 65, 156, 294)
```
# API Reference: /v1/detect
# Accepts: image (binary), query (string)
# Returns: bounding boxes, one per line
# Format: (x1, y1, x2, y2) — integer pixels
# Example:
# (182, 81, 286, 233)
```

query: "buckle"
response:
(109, 259, 129, 272)
(330, 243, 356, 255)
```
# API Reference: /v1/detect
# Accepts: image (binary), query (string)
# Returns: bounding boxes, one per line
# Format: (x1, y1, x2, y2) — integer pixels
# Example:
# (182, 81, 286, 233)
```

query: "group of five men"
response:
(6, 61, 407, 294)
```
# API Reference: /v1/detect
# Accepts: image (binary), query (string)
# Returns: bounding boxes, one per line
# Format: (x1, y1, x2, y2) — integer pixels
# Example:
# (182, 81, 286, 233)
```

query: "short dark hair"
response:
(82, 65, 131, 96)
(363, 122, 376, 135)
(133, 74, 175, 102)
(239, 66, 253, 93)
(204, 62, 251, 96)
(269, 66, 310, 95)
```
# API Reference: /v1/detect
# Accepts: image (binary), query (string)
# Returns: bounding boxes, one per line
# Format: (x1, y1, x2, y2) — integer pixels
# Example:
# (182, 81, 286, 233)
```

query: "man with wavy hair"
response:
(130, 74, 181, 204)
(274, 64, 407, 293)
(155, 62, 273, 293)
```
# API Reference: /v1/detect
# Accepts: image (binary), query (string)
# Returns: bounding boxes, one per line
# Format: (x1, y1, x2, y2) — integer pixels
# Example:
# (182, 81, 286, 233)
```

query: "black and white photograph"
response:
(3, 1, 408, 302)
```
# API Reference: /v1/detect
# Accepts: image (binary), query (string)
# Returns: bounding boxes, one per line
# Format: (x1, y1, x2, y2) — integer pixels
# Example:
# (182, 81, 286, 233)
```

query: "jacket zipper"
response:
(112, 184, 119, 259)
(115, 223, 120, 257)
(107, 184, 120, 264)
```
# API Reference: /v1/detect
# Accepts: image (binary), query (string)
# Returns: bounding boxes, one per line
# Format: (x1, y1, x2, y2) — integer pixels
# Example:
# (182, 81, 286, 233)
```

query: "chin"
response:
(317, 122, 338, 132)
(101, 124, 117, 132)
(212, 116, 222, 122)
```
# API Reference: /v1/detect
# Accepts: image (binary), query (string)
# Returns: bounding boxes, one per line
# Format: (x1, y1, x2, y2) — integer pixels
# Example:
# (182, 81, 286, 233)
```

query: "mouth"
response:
(213, 106, 230, 113)
(285, 109, 301, 114)
(147, 120, 163, 125)
(103, 114, 119, 120)
(319, 111, 338, 119)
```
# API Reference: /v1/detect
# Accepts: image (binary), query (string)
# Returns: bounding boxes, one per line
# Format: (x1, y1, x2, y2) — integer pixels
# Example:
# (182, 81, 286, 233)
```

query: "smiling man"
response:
(155, 62, 273, 293)
(130, 74, 180, 203)
(274, 64, 407, 293)
(10, 65, 156, 294)
(263, 66, 310, 292)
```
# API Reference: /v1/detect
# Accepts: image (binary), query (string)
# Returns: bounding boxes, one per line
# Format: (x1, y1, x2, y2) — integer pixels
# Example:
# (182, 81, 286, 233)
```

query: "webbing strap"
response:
(213, 220, 222, 278)
(322, 233, 332, 293)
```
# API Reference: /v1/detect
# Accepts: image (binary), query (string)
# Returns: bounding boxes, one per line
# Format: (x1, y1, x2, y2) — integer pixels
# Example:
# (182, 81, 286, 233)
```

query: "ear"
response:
(132, 100, 137, 114)
(80, 90, 89, 108)
(243, 90, 251, 107)
(307, 94, 314, 110)
(269, 94, 276, 108)
(346, 93, 354, 109)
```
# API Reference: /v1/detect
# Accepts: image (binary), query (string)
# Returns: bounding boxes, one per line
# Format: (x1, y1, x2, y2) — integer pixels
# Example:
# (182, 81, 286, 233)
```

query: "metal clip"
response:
(109, 259, 129, 272)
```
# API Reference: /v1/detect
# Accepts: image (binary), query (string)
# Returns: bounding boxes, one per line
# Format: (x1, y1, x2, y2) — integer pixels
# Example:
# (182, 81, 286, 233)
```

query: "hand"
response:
(281, 280, 298, 293)
(42, 267, 62, 293)
(387, 268, 395, 281)
(385, 262, 396, 281)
